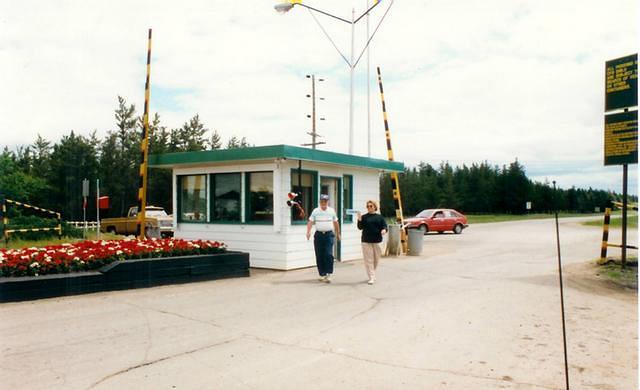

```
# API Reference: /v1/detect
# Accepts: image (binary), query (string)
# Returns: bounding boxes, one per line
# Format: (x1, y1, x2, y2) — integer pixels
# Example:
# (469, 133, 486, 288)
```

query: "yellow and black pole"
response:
(136, 28, 152, 240)
(599, 207, 612, 263)
(2, 197, 7, 247)
(56, 211, 62, 239)
(376, 66, 406, 253)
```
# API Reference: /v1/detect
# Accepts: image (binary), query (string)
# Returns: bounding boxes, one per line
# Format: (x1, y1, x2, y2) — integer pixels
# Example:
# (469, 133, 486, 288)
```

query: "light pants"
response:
(361, 242, 382, 280)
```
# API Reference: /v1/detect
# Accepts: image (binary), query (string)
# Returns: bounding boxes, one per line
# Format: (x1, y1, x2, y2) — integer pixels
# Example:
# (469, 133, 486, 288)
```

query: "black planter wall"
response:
(0, 252, 249, 303)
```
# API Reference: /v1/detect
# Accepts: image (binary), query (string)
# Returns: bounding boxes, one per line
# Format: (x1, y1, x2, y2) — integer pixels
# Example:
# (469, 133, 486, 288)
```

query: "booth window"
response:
(246, 171, 273, 223)
(291, 170, 317, 223)
(343, 174, 353, 223)
(210, 173, 241, 222)
(179, 175, 207, 222)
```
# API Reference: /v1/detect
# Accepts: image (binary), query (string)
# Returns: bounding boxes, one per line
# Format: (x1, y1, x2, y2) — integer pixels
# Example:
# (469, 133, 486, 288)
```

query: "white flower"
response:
(116, 250, 123, 255)
(30, 262, 40, 268)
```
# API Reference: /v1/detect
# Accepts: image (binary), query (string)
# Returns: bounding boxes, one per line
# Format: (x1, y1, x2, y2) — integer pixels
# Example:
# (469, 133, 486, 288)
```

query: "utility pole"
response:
(349, 8, 355, 155)
(366, 0, 371, 157)
(302, 74, 326, 149)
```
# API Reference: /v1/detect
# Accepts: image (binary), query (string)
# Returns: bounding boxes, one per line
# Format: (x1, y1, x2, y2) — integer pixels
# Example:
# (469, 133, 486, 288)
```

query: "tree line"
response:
(0, 96, 250, 221)
(1, 96, 632, 223)
(380, 161, 633, 217)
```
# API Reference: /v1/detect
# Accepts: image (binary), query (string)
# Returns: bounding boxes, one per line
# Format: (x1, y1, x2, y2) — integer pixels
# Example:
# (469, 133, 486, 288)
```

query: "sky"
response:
(1, 0, 638, 194)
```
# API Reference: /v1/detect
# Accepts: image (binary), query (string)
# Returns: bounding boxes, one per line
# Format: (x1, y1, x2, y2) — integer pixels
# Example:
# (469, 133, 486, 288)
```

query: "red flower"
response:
(0, 238, 226, 277)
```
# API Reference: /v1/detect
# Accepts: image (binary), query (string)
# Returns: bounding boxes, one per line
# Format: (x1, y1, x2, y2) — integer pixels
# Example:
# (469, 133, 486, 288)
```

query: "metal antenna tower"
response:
(302, 74, 326, 148)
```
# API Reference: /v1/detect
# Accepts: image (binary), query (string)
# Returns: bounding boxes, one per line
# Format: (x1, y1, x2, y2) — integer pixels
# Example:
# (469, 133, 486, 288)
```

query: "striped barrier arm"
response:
(5, 199, 59, 216)
(2, 198, 63, 242)
(377, 66, 407, 254)
(136, 28, 152, 239)
(5, 227, 62, 234)
(607, 243, 639, 250)
(376, 66, 405, 225)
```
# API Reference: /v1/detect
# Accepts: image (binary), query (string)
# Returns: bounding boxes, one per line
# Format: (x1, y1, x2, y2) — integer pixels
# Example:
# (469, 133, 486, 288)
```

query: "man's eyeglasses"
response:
(366, 204, 375, 208)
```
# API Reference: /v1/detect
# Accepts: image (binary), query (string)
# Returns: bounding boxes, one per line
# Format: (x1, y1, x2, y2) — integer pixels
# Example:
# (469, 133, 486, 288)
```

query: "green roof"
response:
(149, 144, 404, 172)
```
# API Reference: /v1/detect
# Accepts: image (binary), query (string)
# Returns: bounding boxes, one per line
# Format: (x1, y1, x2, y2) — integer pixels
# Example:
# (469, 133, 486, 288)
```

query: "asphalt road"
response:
(1, 217, 637, 389)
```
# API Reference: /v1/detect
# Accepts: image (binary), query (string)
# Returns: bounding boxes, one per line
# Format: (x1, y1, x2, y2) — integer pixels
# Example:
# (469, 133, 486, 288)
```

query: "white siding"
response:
(175, 223, 288, 269)
(173, 159, 383, 270)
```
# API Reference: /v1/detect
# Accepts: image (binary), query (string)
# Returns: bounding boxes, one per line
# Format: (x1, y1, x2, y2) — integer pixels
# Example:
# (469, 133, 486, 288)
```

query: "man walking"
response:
(306, 194, 340, 283)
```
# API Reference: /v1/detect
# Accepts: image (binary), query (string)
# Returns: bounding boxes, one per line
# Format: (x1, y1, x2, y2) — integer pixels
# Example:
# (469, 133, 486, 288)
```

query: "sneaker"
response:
(367, 279, 374, 285)
(319, 276, 326, 282)
(325, 274, 332, 283)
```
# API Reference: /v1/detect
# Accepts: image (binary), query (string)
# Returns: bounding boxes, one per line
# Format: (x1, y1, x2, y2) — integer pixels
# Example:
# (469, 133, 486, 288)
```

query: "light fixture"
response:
(274, 2, 295, 13)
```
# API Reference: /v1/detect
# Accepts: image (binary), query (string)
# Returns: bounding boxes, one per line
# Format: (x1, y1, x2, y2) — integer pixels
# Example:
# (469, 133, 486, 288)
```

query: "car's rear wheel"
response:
(417, 224, 428, 235)
(106, 226, 117, 234)
(453, 224, 463, 234)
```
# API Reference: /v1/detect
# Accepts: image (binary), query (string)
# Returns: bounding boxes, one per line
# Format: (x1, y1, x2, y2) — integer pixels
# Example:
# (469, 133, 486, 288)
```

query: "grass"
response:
(582, 214, 638, 229)
(2, 231, 123, 250)
(465, 212, 600, 224)
(383, 212, 605, 225)
(597, 257, 638, 289)
(383, 212, 614, 225)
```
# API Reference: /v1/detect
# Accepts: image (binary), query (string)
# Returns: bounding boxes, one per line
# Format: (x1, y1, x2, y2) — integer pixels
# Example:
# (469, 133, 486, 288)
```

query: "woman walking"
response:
(357, 200, 387, 285)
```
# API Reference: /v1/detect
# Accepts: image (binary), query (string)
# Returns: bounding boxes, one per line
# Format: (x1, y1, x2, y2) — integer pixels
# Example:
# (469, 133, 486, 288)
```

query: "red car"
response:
(404, 209, 468, 234)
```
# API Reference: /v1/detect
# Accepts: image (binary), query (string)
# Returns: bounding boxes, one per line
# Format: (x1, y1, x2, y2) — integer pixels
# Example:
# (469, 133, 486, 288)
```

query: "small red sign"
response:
(99, 196, 110, 209)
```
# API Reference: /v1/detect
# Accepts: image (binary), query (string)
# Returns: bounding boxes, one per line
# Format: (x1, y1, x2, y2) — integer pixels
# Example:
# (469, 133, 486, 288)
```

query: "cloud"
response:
(0, 0, 637, 194)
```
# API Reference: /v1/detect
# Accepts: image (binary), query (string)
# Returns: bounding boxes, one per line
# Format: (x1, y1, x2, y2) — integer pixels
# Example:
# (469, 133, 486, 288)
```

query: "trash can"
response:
(385, 223, 402, 256)
(407, 228, 424, 256)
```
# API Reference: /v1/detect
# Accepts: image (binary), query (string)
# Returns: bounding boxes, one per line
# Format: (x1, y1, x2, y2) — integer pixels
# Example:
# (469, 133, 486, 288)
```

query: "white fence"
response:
(66, 221, 99, 230)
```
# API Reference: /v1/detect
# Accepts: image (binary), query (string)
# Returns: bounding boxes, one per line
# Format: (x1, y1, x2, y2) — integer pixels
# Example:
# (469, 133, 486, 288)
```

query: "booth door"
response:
(320, 176, 342, 261)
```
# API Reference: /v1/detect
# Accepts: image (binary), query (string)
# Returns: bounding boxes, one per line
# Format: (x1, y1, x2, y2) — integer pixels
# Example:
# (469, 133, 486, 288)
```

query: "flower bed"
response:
(0, 238, 226, 277)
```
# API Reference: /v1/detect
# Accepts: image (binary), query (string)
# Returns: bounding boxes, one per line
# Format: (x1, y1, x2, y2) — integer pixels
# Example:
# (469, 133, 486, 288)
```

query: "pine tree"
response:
(209, 129, 222, 150)
(147, 113, 173, 212)
(47, 132, 99, 219)
(170, 115, 209, 152)
(227, 136, 250, 149)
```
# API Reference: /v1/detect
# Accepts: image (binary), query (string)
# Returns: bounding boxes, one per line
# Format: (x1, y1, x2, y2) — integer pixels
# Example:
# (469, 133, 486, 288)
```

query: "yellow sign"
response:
(604, 110, 638, 165)
(605, 54, 638, 111)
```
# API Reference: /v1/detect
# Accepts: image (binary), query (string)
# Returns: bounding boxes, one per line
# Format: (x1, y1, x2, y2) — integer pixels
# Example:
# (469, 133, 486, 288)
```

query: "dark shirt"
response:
(357, 213, 388, 243)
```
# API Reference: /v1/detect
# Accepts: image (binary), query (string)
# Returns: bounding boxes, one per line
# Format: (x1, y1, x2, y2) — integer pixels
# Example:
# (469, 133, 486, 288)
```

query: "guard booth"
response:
(149, 145, 404, 270)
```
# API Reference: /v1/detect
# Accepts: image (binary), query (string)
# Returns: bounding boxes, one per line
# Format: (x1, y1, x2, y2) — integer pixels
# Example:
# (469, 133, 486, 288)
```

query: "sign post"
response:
(82, 178, 89, 239)
(96, 179, 100, 241)
(604, 53, 638, 267)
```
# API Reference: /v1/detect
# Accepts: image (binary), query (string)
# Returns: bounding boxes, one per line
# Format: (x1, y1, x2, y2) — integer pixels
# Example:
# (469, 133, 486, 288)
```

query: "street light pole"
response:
(275, 0, 393, 156)
(366, 0, 371, 157)
(349, 8, 355, 155)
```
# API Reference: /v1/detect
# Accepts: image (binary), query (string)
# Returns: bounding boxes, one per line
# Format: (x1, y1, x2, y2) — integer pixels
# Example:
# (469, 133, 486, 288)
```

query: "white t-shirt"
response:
(309, 207, 338, 232)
